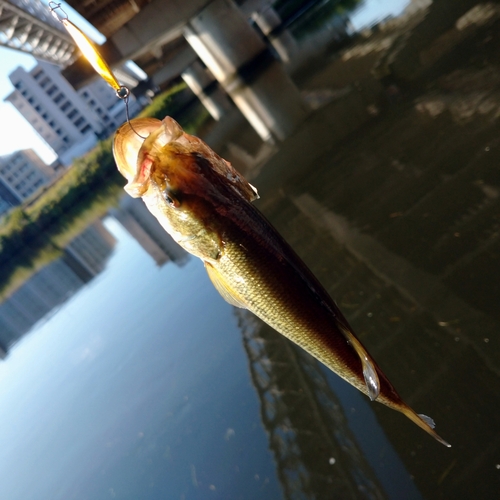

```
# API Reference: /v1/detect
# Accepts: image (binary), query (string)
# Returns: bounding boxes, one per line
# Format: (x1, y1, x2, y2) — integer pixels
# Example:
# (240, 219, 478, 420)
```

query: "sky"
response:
(0, 0, 410, 166)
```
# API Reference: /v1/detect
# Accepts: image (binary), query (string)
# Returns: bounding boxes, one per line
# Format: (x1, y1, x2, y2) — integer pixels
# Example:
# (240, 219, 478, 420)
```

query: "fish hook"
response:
(116, 86, 147, 139)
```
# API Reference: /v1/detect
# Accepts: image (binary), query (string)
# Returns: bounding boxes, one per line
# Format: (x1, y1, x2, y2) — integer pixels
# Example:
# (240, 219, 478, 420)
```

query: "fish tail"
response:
(401, 406, 451, 447)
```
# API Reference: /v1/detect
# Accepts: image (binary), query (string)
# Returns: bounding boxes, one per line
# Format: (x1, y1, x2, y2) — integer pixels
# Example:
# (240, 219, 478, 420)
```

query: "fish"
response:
(113, 116, 451, 447)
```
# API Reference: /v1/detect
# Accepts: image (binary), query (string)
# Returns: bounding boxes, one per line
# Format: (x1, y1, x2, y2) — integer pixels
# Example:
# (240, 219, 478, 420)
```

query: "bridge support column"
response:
(181, 60, 233, 121)
(184, 0, 309, 142)
(251, 6, 298, 64)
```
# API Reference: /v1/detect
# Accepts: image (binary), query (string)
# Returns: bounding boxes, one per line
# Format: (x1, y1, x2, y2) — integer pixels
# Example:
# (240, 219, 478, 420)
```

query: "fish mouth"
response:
(113, 117, 185, 197)
(114, 115, 259, 203)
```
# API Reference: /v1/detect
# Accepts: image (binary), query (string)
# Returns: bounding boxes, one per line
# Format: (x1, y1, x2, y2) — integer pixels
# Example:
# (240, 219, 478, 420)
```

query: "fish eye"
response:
(163, 189, 181, 208)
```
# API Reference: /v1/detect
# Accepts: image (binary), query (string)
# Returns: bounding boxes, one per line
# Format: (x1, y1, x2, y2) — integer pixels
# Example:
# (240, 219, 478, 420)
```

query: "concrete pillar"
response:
(251, 6, 298, 64)
(181, 60, 233, 120)
(184, 0, 309, 142)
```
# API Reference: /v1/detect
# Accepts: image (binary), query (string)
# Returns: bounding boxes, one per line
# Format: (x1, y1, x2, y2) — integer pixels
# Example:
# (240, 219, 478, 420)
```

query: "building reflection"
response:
(0, 194, 191, 356)
(0, 220, 115, 354)
(111, 195, 189, 267)
(237, 309, 386, 500)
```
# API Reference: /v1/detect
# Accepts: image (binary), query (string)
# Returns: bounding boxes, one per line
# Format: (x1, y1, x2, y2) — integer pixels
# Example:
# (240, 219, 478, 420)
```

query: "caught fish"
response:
(113, 116, 450, 447)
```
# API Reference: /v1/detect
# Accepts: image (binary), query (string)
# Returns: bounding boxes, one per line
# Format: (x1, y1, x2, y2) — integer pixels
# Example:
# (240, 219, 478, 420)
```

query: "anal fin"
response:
(338, 323, 380, 401)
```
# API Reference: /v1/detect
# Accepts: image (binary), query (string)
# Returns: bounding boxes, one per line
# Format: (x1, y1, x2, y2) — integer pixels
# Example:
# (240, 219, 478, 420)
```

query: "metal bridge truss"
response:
(0, 0, 76, 65)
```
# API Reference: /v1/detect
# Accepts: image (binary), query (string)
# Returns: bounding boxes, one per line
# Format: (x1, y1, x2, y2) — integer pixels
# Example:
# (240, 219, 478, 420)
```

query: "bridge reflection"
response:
(237, 309, 386, 500)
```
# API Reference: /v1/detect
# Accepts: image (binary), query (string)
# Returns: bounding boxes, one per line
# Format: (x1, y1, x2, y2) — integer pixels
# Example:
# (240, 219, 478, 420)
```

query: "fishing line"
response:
(47, 1, 146, 139)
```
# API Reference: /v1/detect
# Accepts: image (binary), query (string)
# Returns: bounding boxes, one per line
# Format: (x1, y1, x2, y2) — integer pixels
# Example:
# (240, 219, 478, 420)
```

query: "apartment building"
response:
(0, 149, 56, 214)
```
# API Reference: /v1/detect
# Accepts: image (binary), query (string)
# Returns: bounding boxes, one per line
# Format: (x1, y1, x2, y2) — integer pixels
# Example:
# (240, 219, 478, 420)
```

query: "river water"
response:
(1, 0, 500, 499)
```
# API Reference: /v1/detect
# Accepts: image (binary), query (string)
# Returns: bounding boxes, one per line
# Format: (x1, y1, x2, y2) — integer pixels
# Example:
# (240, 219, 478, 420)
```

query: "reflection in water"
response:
(0, 196, 189, 356)
(238, 309, 386, 500)
(0, 220, 115, 353)
(110, 195, 189, 267)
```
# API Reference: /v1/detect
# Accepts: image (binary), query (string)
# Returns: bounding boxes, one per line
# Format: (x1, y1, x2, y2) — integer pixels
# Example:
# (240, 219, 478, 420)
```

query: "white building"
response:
(0, 149, 56, 214)
(5, 61, 141, 166)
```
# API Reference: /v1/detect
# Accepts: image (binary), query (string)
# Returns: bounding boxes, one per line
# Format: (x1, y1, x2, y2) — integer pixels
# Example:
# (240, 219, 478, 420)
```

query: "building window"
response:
(54, 93, 64, 104)
(14, 82, 22, 90)
(33, 70, 44, 81)
(67, 109, 77, 119)
(61, 101, 71, 111)
(81, 124, 92, 134)
(74, 117, 85, 127)
(47, 85, 57, 96)
(40, 77, 50, 88)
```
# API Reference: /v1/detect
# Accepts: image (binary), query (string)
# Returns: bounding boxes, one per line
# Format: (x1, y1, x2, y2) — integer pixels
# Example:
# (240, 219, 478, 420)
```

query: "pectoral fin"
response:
(205, 262, 248, 309)
(338, 323, 380, 401)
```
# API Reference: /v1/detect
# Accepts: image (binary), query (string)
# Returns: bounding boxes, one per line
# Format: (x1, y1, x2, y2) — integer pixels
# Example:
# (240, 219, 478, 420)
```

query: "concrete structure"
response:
(181, 60, 233, 121)
(63, 0, 309, 142)
(0, 220, 116, 352)
(184, 0, 309, 142)
(0, 148, 55, 214)
(5, 60, 140, 166)
(251, 5, 298, 64)
(0, 0, 76, 65)
(111, 196, 189, 267)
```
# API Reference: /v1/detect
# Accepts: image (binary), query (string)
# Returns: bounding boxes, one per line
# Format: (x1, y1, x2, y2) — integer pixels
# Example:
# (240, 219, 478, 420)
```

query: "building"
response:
(4, 61, 140, 166)
(0, 148, 56, 214)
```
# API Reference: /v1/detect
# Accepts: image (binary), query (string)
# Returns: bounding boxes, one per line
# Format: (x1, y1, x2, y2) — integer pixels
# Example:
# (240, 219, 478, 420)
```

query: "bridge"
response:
(0, 0, 76, 65)
(61, 0, 309, 142)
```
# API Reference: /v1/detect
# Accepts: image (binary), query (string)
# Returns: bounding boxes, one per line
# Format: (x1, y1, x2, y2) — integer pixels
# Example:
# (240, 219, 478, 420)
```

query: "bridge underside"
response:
(0, 0, 75, 65)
